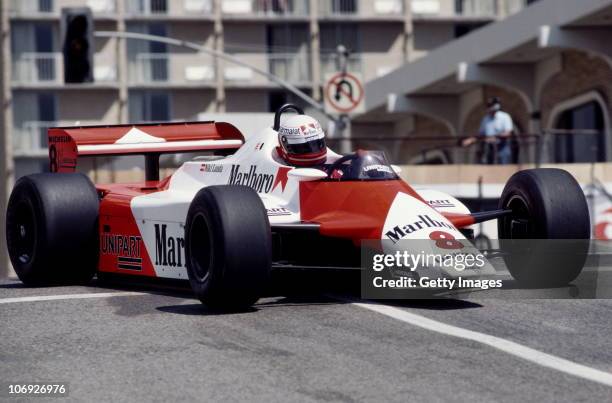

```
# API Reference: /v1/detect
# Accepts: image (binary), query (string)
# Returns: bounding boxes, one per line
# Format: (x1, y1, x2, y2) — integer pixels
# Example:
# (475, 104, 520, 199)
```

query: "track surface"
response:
(1, 275, 612, 402)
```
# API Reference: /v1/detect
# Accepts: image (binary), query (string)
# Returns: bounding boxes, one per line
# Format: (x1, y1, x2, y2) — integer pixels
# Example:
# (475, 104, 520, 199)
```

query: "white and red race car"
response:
(6, 105, 591, 309)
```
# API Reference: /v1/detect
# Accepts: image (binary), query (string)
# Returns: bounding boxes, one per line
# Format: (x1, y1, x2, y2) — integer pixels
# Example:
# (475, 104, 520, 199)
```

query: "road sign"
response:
(324, 72, 365, 115)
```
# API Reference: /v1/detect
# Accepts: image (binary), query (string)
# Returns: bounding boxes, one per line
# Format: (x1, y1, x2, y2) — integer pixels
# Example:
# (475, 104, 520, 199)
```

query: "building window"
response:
(127, 23, 169, 83)
(266, 24, 310, 83)
(554, 101, 605, 163)
(129, 91, 171, 122)
(12, 92, 57, 157)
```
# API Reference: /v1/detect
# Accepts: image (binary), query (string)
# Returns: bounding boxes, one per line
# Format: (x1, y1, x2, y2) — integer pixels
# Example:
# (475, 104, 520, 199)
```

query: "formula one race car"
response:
(6, 105, 591, 309)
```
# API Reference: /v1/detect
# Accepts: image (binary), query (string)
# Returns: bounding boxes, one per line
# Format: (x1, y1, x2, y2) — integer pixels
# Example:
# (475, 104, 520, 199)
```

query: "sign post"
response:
(324, 71, 365, 153)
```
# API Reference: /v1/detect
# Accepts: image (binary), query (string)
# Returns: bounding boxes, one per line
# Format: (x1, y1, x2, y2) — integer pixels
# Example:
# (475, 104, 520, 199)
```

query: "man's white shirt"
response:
(479, 111, 513, 136)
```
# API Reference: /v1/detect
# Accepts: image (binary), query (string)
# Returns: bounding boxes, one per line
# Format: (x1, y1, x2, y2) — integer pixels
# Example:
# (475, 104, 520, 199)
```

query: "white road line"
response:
(0, 292, 147, 305)
(351, 300, 612, 388)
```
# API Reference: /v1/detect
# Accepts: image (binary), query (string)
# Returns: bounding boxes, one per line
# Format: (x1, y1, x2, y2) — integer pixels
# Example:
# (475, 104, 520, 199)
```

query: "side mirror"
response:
(287, 168, 327, 182)
(391, 165, 402, 175)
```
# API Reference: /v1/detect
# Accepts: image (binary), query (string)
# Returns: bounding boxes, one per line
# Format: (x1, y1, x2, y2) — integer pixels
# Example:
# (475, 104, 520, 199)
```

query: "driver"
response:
(277, 114, 327, 167)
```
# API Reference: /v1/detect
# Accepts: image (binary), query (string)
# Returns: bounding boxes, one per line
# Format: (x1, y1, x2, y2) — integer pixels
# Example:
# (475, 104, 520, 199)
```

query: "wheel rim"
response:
(189, 212, 214, 282)
(10, 201, 36, 264)
(504, 195, 533, 239)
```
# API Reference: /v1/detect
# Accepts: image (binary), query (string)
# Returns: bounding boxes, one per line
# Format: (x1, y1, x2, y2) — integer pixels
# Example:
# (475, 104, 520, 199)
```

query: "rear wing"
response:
(48, 121, 244, 178)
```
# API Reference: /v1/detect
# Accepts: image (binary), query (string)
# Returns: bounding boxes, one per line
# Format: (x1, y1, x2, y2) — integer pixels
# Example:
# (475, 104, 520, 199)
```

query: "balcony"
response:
(13, 121, 57, 157)
(12, 53, 62, 85)
(222, 0, 309, 18)
(12, 52, 118, 86)
(128, 53, 216, 86)
(128, 52, 311, 87)
(318, 0, 404, 19)
(9, 0, 117, 17)
(125, 0, 214, 18)
(454, 0, 497, 17)
(223, 52, 311, 86)
(411, 0, 499, 20)
(9, 0, 54, 16)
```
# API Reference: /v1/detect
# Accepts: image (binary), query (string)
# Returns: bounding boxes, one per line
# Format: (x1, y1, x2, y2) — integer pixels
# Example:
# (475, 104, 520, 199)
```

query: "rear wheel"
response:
(185, 185, 271, 310)
(498, 169, 590, 286)
(6, 173, 100, 285)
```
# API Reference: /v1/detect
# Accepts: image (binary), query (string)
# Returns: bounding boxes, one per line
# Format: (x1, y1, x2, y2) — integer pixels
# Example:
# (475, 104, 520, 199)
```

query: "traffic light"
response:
(62, 8, 93, 83)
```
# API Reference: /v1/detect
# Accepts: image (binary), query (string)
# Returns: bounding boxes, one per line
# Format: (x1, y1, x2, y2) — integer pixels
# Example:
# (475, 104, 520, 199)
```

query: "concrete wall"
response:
(58, 90, 119, 123)
(224, 89, 268, 112)
(172, 89, 216, 119)
(412, 23, 454, 60)
(360, 23, 405, 80)
(540, 50, 612, 131)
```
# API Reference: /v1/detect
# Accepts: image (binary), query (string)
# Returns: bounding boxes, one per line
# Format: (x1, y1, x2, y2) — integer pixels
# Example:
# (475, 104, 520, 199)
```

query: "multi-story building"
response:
(3, 0, 533, 177)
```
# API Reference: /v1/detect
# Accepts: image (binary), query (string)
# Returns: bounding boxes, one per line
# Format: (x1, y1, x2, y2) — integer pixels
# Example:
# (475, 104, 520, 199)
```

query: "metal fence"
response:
(328, 130, 607, 166)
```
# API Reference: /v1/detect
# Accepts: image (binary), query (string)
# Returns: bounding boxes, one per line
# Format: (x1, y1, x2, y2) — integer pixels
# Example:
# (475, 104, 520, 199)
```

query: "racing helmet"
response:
(277, 114, 327, 166)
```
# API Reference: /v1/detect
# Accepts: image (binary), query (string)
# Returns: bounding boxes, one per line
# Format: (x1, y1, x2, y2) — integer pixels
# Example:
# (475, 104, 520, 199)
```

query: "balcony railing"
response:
(319, 0, 358, 15)
(454, 0, 497, 18)
(319, 0, 403, 18)
(126, 0, 213, 15)
(126, 0, 168, 14)
(12, 53, 62, 84)
(9, 0, 55, 15)
(14, 121, 57, 157)
(320, 53, 362, 77)
(10, 0, 118, 15)
(129, 53, 216, 85)
(268, 53, 311, 84)
(222, 0, 309, 17)
(87, 0, 117, 14)
(129, 52, 313, 85)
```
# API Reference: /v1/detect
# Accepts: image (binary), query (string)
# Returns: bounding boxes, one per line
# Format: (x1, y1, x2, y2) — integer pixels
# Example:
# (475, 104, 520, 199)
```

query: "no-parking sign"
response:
(324, 72, 365, 115)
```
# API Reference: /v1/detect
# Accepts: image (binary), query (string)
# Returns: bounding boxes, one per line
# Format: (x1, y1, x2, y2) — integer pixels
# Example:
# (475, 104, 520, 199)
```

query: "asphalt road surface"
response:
(1, 272, 612, 402)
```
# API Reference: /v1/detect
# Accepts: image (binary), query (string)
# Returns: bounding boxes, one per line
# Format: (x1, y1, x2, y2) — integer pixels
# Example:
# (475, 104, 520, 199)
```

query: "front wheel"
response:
(185, 185, 271, 310)
(498, 168, 590, 287)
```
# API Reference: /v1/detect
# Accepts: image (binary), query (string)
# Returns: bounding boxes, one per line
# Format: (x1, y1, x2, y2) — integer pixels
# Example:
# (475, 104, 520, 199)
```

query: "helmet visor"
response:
(283, 138, 326, 155)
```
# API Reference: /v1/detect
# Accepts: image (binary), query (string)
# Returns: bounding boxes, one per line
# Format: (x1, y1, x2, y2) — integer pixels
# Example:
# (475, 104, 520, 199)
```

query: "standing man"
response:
(463, 97, 515, 164)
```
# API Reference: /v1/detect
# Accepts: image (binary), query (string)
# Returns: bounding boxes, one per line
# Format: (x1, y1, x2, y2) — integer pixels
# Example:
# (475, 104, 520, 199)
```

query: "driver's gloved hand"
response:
(330, 169, 344, 180)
